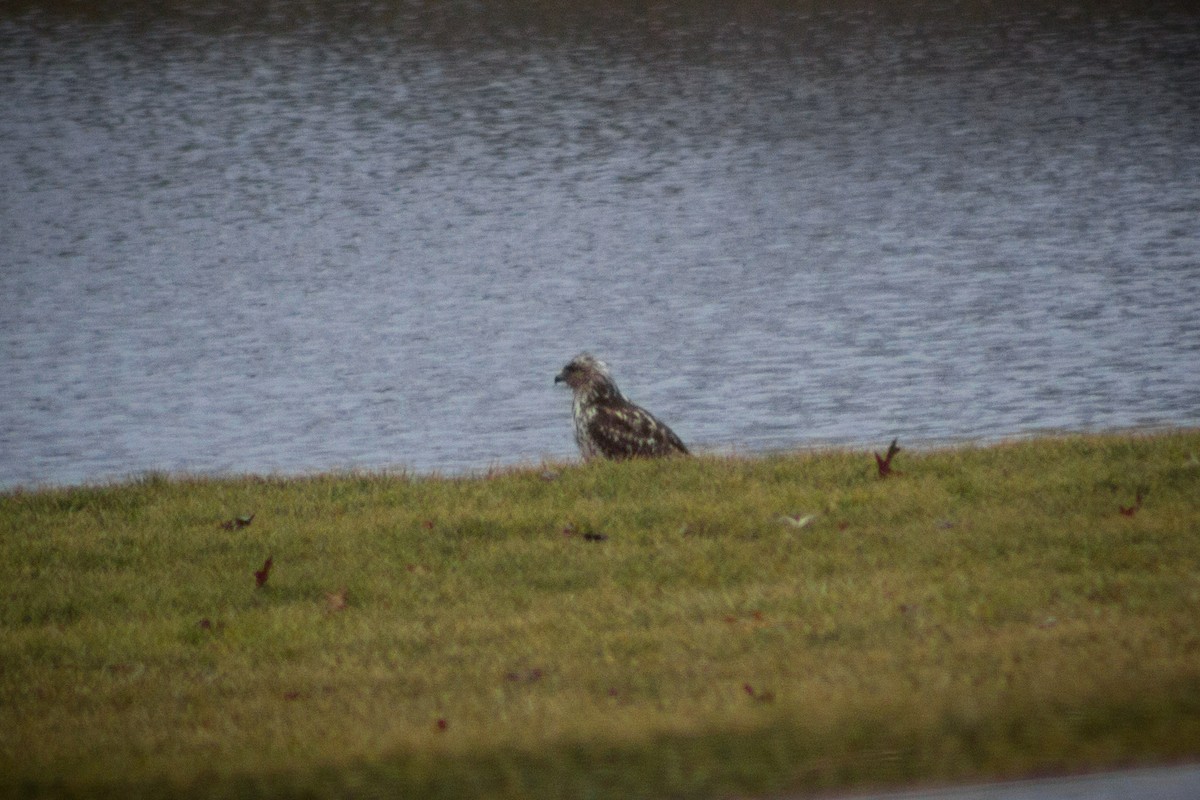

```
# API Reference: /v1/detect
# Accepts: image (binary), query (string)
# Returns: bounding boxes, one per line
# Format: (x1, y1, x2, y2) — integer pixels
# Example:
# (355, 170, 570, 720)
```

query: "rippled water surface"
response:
(2, 1, 1198, 487)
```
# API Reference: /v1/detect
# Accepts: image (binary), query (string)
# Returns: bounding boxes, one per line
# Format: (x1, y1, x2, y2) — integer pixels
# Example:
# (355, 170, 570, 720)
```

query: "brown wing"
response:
(586, 400, 688, 460)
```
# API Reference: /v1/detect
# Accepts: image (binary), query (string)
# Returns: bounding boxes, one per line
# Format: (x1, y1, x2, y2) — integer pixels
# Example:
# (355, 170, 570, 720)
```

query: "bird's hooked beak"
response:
(554, 370, 566, 385)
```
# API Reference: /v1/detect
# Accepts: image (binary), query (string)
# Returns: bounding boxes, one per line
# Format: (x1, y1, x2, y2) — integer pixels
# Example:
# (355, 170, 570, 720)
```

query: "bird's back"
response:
(574, 388, 688, 460)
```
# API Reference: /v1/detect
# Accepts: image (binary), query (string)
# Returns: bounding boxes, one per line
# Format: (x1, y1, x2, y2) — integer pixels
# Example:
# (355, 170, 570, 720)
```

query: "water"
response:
(2, 1, 1199, 488)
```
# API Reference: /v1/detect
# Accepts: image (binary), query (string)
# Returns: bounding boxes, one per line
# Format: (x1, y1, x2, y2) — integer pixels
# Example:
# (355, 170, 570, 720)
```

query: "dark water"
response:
(2, 1, 1199, 488)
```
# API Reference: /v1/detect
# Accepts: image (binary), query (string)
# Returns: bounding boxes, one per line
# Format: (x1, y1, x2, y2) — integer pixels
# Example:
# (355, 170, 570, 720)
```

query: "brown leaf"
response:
(254, 555, 273, 588)
(875, 438, 901, 478)
(743, 683, 775, 703)
(1119, 490, 1144, 517)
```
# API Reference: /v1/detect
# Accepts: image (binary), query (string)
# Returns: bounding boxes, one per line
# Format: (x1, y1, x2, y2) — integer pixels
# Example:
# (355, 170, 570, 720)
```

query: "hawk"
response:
(554, 353, 689, 461)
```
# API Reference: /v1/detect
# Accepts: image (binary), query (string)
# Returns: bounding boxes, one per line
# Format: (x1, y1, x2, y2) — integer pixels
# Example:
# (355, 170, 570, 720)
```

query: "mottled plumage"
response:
(554, 353, 688, 461)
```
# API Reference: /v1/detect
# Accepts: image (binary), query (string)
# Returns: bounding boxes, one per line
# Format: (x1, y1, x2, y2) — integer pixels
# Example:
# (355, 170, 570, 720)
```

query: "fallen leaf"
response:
(1118, 490, 1144, 517)
(779, 513, 817, 528)
(283, 690, 301, 701)
(562, 521, 607, 541)
(743, 683, 775, 703)
(220, 513, 255, 530)
(875, 438, 901, 478)
(254, 555, 273, 588)
(436, 718, 448, 731)
(505, 668, 544, 683)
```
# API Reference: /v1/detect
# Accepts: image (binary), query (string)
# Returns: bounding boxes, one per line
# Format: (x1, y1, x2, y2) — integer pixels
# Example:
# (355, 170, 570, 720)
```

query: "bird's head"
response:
(555, 353, 615, 393)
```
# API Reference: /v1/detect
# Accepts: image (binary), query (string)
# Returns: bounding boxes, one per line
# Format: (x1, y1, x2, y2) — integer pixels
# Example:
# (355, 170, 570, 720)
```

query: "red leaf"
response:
(875, 438, 901, 478)
(1119, 490, 1144, 517)
(436, 718, 448, 731)
(254, 555, 273, 588)
(743, 683, 775, 702)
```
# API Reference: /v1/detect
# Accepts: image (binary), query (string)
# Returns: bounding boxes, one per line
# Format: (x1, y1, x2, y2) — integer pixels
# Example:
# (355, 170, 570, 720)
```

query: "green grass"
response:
(2, 431, 1199, 799)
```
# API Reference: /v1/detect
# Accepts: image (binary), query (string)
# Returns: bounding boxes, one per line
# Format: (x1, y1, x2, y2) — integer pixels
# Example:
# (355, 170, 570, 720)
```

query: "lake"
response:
(2, 0, 1198, 488)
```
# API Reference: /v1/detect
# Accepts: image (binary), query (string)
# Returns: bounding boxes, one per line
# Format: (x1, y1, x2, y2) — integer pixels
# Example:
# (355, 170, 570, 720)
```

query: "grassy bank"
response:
(3, 431, 1199, 798)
